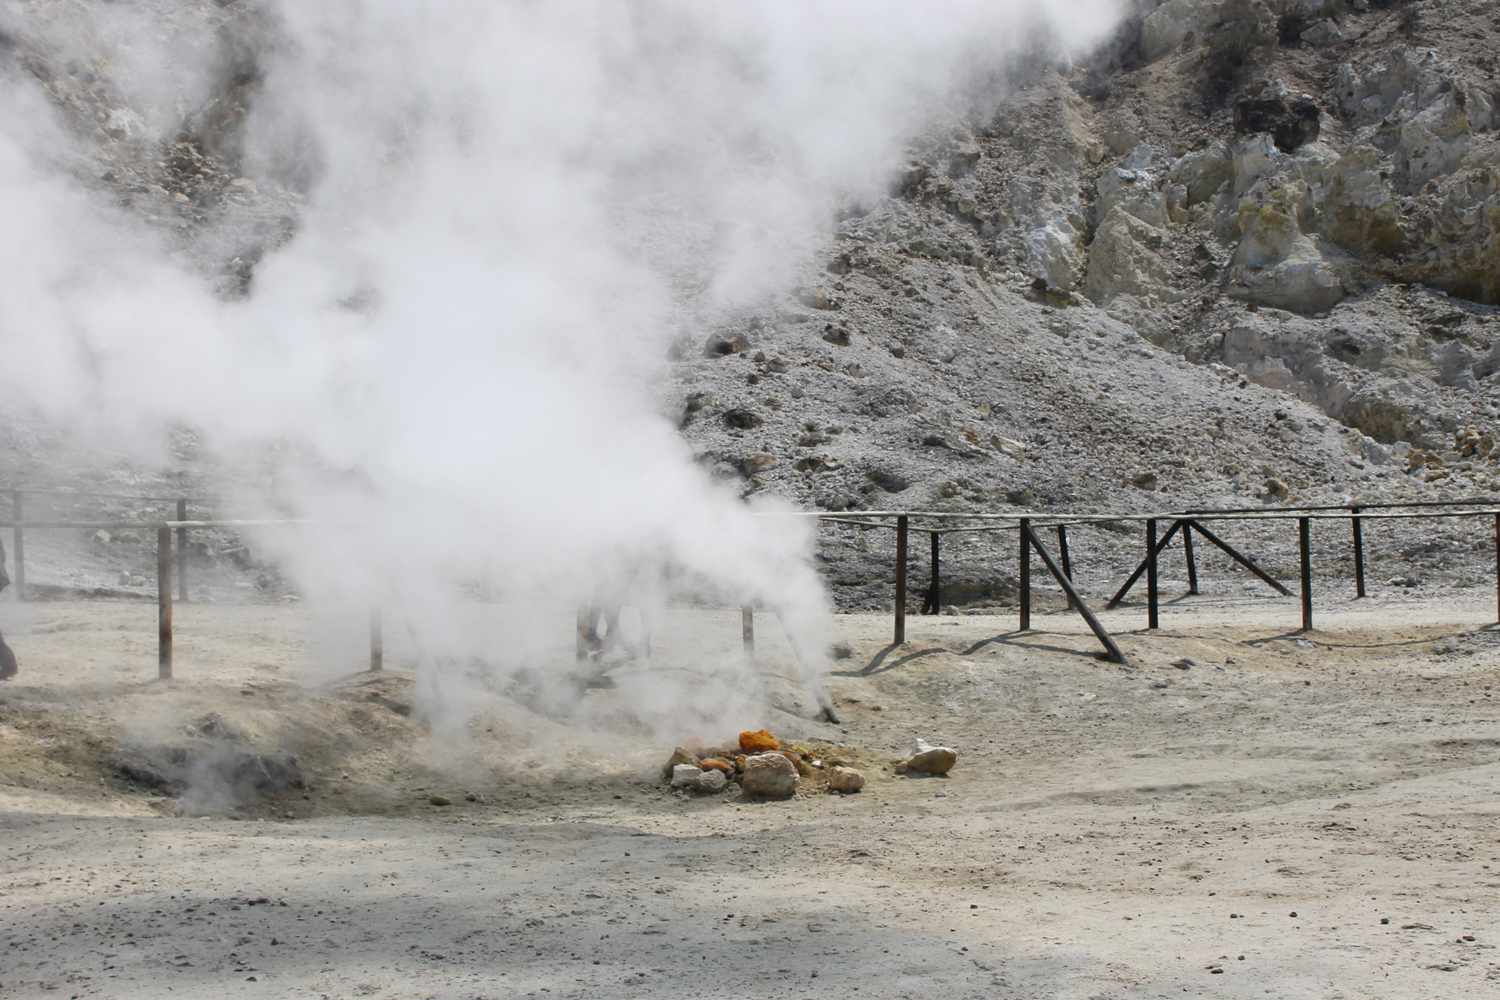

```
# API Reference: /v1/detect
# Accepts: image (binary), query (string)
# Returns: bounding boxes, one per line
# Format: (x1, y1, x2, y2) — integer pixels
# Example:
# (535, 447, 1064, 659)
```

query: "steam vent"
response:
(3, 2, 1498, 997)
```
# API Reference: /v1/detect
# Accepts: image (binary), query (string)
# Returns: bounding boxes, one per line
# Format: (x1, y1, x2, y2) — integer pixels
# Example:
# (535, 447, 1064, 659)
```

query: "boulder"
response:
(662, 746, 698, 781)
(1234, 84, 1321, 153)
(670, 764, 705, 788)
(1085, 207, 1178, 306)
(1320, 146, 1404, 257)
(740, 752, 799, 798)
(902, 739, 958, 776)
(826, 766, 865, 794)
(1170, 145, 1232, 207)
(1141, 0, 1219, 61)
(1228, 180, 1347, 314)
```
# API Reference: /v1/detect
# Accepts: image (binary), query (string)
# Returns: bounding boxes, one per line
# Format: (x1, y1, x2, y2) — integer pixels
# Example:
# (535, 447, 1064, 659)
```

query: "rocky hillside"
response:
(3, 0, 1497, 606)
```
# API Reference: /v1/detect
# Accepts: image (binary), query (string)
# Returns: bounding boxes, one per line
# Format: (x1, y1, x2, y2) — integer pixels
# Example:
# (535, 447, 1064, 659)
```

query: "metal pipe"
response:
(1107, 520, 1183, 608)
(1056, 524, 1075, 610)
(157, 525, 172, 680)
(927, 531, 941, 615)
(1183, 521, 1199, 595)
(1146, 519, 1159, 631)
(1019, 517, 1031, 632)
(1299, 517, 1313, 632)
(1351, 506, 1367, 599)
(894, 515, 908, 644)
(1025, 525, 1126, 665)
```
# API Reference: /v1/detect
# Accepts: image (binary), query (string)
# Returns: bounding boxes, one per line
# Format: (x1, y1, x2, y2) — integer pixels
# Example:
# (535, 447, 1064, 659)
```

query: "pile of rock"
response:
(662, 732, 961, 799)
(661, 729, 865, 799)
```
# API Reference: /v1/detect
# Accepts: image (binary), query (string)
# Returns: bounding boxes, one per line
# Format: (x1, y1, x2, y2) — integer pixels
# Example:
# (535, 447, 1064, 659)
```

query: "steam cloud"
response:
(0, 1, 1123, 739)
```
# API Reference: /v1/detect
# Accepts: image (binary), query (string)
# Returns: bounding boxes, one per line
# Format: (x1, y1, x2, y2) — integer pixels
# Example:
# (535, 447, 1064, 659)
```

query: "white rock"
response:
(670, 764, 703, 788)
(696, 769, 727, 793)
(740, 753, 798, 799)
(904, 739, 958, 776)
(827, 766, 865, 794)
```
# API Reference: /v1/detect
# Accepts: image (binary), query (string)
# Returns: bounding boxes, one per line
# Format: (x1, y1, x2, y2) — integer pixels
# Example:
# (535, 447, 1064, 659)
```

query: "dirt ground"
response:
(2, 589, 1499, 999)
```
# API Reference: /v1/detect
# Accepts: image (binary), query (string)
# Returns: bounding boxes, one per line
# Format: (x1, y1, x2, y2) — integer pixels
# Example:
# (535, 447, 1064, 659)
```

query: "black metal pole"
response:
(1026, 525, 1126, 665)
(175, 498, 188, 603)
(1056, 524, 1075, 610)
(1351, 506, 1367, 599)
(1107, 520, 1183, 608)
(927, 531, 941, 615)
(1146, 519, 1159, 630)
(1018, 518, 1031, 631)
(1299, 517, 1313, 632)
(1185, 520, 1293, 596)
(157, 525, 172, 680)
(1182, 521, 1199, 595)
(894, 515, 908, 644)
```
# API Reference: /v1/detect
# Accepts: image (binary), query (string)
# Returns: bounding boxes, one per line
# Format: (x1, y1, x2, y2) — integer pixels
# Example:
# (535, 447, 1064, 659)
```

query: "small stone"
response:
(740, 753, 799, 799)
(827, 766, 865, 794)
(738, 729, 781, 754)
(1380, 917, 1390, 925)
(662, 746, 699, 781)
(428, 794, 451, 807)
(699, 757, 734, 775)
(903, 739, 958, 776)
(670, 764, 704, 789)
(695, 769, 727, 793)
(1131, 471, 1158, 490)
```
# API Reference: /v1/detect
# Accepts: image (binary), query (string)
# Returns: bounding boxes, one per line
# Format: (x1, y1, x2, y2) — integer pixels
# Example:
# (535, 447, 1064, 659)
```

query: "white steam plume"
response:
(0, 1, 1124, 738)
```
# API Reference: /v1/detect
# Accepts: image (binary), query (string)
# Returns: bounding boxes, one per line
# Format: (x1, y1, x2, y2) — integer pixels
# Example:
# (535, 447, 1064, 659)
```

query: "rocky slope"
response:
(3, 0, 1497, 607)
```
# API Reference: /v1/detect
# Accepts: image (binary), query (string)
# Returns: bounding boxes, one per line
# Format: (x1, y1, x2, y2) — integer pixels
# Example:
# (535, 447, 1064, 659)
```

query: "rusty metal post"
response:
(175, 498, 188, 603)
(1351, 506, 1367, 599)
(1019, 518, 1031, 632)
(1056, 524, 1075, 610)
(370, 607, 384, 672)
(894, 515, 908, 644)
(926, 531, 941, 615)
(1146, 519, 1160, 630)
(741, 606, 755, 653)
(1182, 521, 1199, 595)
(157, 525, 173, 680)
(12, 490, 24, 601)
(1299, 517, 1313, 632)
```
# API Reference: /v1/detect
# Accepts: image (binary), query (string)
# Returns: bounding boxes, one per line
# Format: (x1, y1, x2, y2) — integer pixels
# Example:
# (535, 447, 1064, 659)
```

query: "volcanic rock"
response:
(827, 766, 865, 794)
(902, 739, 958, 776)
(738, 729, 780, 754)
(740, 752, 799, 798)
(662, 746, 698, 781)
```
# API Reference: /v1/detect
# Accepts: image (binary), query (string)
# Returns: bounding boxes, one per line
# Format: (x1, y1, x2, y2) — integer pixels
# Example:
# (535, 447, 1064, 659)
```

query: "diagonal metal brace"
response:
(1183, 519, 1292, 596)
(1107, 520, 1183, 609)
(1024, 525, 1128, 665)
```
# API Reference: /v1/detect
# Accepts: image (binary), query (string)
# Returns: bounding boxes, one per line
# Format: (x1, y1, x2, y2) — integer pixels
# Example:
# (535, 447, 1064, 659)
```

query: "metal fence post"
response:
(1182, 521, 1199, 595)
(1056, 524, 1075, 610)
(157, 525, 173, 680)
(1299, 517, 1313, 632)
(927, 531, 941, 615)
(1146, 519, 1159, 630)
(894, 515, 908, 644)
(1351, 506, 1366, 599)
(1019, 518, 1031, 631)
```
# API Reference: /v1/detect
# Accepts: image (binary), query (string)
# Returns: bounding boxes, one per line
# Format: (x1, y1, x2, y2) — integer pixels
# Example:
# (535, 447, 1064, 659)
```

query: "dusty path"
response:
(2, 594, 1499, 998)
